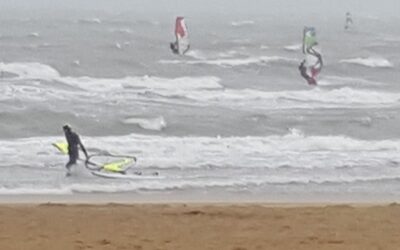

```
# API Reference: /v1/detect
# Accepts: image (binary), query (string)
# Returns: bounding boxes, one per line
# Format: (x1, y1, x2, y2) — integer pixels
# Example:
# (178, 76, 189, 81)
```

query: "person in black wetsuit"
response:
(170, 41, 179, 54)
(63, 124, 89, 171)
(299, 60, 316, 85)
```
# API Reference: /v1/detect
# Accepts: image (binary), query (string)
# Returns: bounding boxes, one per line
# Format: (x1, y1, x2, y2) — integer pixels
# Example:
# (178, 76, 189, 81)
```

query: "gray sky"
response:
(0, 0, 399, 19)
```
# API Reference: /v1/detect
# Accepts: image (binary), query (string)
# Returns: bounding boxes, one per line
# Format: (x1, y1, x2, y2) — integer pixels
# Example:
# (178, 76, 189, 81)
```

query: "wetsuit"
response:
(298, 47, 322, 85)
(299, 60, 316, 85)
(170, 42, 179, 54)
(64, 129, 88, 169)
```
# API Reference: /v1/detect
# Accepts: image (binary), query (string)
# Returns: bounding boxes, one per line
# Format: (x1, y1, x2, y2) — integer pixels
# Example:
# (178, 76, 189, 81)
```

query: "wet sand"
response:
(1, 203, 400, 250)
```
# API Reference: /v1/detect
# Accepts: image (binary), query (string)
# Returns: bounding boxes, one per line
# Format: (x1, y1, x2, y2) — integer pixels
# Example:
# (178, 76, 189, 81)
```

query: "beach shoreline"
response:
(1, 190, 399, 204)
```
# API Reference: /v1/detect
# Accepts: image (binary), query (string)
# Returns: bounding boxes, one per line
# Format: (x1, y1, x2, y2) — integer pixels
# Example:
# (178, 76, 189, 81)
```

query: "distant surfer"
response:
(299, 47, 323, 85)
(308, 47, 323, 82)
(299, 60, 315, 85)
(300, 27, 323, 85)
(345, 12, 353, 30)
(62, 124, 89, 174)
(170, 17, 190, 55)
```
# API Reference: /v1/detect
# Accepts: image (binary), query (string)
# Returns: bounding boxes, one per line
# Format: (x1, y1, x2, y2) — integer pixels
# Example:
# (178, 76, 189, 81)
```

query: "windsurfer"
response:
(308, 47, 323, 79)
(170, 17, 190, 55)
(299, 46, 322, 85)
(62, 124, 89, 172)
(345, 12, 353, 30)
(299, 60, 316, 85)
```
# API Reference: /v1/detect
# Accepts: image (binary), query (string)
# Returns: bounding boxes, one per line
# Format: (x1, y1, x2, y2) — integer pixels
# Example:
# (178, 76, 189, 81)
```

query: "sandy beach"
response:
(0, 203, 399, 250)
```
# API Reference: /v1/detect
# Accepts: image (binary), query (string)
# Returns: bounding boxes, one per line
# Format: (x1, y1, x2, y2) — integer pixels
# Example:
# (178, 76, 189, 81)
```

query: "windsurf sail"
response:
(86, 154, 136, 173)
(53, 142, 69, 154)
(302, 27, 317, 54)
(301, 27, 323, 83)
(175, 16, 190, 55)
(52, 142, 136, 174)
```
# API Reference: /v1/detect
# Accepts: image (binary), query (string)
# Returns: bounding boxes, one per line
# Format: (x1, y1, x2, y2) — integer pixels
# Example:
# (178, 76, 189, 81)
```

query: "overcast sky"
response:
(0, 0, 398, 19)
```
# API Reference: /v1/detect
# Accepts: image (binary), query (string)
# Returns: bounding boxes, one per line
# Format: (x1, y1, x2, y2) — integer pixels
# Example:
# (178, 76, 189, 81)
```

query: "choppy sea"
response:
(1, 6, 400, 201)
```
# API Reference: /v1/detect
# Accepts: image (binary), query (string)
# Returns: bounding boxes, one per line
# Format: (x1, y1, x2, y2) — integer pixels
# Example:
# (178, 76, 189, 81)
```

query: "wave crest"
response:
(340, 57, 393, 68)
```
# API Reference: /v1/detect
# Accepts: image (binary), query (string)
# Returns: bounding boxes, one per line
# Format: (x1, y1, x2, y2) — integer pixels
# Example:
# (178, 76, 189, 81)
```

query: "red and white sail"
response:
(175, 17, 190, 55)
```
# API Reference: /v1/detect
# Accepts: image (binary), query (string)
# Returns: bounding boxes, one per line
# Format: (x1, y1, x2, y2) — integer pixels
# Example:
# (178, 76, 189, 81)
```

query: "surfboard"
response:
(91, 171, 160, 179)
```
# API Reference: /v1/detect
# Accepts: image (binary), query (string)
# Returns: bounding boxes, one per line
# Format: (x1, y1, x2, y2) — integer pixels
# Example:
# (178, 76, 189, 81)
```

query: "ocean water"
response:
(1, 6, 400, 201)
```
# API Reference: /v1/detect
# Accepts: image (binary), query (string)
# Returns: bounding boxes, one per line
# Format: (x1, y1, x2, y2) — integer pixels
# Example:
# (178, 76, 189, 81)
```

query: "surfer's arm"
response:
(307, 47, 318, 56)
(78, 137, 89, 159)
(299, 60, 305, 70)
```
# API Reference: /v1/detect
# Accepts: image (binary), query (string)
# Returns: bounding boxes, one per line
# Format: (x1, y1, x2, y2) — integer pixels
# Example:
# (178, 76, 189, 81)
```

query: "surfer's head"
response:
(63, 124, 71, 132)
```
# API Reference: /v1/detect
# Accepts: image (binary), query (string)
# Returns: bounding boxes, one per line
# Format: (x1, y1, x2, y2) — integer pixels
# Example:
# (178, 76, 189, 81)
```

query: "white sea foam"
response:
(0, 62, 222, 90)
(184, 50, 207, 60)
(284, 44, 302, 52)
(78, 18, 102, 24)
(3, 175, 400, 195)
(3, 132, 400, 171)
(318, 76, 385, 87)
(183, 87, 400, 110)
(217, 50, 242, 58)
(109, 27, 132, 34)
(115, 42, 122, 49)
(2, 61, 400, 114)
(340, 57, 393, 68)
(28, 32, 40, 38)
(1, 62, 400, 110)
(160, 56, 297, 67)
(2, 133, 400, 194)
(0, 187, 73, 195)
(0, 62, 225, 106)
(0, 62, 60, 80)
(381, 35, 400, 43)
(61, 75, 223, 95)
(123, 116, 167, 131)
(231, 20, 255, 27)
(72, 60, 80, 66)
